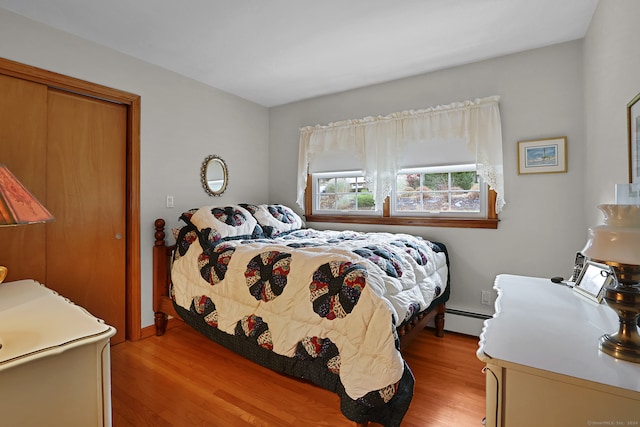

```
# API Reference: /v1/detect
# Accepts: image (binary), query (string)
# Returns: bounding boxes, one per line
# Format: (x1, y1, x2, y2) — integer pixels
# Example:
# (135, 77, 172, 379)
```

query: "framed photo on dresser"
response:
(573, 260, 613, 303)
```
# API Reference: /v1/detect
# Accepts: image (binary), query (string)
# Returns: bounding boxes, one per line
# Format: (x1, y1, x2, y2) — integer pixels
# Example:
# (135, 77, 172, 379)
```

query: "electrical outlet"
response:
(166, 195, 174, 208)
(481, 290, 492, 305)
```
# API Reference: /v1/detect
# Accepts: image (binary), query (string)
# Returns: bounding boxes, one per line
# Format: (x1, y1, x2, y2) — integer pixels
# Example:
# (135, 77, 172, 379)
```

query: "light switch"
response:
(166, 195, 174, 208)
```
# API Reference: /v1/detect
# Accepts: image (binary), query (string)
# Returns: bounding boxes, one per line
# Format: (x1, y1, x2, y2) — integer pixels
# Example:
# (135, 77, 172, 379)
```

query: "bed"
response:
(152, 203, 450, 427)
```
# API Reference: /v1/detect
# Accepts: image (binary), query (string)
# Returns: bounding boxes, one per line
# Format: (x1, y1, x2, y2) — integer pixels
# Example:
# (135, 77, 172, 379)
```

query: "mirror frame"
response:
(200, 154, 228, 197)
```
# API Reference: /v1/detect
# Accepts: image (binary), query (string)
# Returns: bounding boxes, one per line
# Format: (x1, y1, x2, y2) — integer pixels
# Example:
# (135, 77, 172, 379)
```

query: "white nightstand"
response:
(0, 279, 116, 427)
(477, 274, 640, 427)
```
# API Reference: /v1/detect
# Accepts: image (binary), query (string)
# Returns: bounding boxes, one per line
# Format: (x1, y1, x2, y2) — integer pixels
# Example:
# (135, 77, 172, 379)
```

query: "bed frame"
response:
(152, 218, 446, 426)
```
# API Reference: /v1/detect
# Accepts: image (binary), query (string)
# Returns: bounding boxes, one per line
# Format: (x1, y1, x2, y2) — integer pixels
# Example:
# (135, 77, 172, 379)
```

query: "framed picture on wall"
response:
(628, 92, 640, 184)
(517, 136, 567, 174)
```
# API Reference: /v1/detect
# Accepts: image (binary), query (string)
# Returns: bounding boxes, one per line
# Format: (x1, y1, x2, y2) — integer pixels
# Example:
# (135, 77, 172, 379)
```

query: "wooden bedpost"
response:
(153, 219, 169, 336)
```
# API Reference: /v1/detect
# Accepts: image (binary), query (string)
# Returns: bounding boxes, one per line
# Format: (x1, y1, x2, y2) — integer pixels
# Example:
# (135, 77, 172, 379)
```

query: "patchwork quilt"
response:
(170, 204, 449, 426)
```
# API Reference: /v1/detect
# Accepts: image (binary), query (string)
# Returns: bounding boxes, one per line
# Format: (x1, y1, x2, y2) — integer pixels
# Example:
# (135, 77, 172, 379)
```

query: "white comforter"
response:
(171, 223, 447, 400)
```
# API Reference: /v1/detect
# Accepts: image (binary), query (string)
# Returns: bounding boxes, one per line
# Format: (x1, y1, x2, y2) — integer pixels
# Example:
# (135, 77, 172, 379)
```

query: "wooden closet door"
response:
(0, 74, 48, 282)
(46, 89, 127, 344)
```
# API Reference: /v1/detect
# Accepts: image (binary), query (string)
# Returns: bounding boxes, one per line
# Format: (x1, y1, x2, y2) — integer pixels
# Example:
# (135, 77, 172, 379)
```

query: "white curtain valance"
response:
(297, 95, 505, 213)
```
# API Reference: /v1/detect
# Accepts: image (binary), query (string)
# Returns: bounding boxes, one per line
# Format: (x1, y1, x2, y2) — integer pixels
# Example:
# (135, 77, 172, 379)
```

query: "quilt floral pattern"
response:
(310, 261, 367, 320)
(170, 204, 449, 427)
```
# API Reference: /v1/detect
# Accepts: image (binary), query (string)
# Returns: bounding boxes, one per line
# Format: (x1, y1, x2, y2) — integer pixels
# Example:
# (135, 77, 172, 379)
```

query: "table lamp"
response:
(582, 203, 640, 363)
(0, 163, 55, 284)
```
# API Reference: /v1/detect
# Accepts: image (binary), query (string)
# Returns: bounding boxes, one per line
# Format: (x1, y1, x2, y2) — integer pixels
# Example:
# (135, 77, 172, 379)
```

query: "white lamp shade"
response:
(582, 204, 640, 265)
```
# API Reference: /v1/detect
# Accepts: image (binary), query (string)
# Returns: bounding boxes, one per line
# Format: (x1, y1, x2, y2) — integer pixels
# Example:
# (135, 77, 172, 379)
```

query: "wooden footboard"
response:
(153, 218, 446, 340)
(398, 302, 445, 350)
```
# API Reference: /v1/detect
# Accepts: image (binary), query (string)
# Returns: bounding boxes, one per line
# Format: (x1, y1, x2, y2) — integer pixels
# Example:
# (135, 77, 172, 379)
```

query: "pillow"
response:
(249, 204, 303, 237)
(188, 205, 261, 245)
(178, 208, 199, 226)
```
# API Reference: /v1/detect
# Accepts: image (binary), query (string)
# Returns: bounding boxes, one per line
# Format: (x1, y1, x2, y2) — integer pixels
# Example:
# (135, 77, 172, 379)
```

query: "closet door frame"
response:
(0, 57, 142, 340)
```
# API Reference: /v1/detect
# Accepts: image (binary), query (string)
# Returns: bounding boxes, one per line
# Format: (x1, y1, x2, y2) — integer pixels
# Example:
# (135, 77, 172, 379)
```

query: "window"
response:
(313, 171, 378, 214)
(307, 165, 497, 229)
(393, 164, 486, 218)
(298, 96, 504, 229)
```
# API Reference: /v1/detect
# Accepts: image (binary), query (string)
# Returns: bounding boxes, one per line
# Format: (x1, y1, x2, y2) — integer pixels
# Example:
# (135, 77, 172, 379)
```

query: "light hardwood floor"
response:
(111, 323, 486, 426)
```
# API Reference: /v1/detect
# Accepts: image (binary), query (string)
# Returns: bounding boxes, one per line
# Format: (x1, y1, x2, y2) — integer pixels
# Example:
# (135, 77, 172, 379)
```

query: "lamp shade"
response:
(0, 164, 54, 226)
(582, 204, 640, 266)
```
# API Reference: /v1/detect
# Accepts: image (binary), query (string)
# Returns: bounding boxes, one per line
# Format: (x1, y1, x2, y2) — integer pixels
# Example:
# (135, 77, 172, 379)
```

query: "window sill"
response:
(304, 214, 499, 229)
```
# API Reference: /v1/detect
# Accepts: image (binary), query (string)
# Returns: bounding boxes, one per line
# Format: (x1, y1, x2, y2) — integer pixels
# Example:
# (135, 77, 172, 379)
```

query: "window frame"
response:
(311, 170, 381, 216)
(305, 173, 498, 229)
(392, 164, 487, 219)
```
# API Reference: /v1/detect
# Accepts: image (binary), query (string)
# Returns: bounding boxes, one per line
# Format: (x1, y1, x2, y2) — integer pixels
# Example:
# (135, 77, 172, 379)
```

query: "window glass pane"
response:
(396, 191, 420, 211)
(335, 177, 351, 193)
(355, 176, 371, 193)
(318, 177, 333, 194)
(450, 172, 480, 213)
(318, 194, 336, 210)
(318, 177, 337, 210)
(451, 171, 477, 191)
(450, 190, 481, 212)
(356, 193, 375, 210)
(397, 173, 421, 191)
(423, 172, 448, 190)
(423, 191, 448, 211)
(336, 193, 356, 210)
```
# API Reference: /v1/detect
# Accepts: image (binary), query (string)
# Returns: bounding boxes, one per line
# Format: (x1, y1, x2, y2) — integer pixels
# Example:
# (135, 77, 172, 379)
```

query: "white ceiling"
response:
(0, 0, 598, 107)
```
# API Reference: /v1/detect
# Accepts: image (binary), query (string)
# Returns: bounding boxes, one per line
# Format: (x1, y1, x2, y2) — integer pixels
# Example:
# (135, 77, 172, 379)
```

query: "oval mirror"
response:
(201, 155, 228, 196)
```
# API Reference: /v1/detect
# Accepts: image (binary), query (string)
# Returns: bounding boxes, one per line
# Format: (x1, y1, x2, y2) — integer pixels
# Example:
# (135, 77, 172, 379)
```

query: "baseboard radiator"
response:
(445, 308, 492, 320)
(442, 308, 492, 336)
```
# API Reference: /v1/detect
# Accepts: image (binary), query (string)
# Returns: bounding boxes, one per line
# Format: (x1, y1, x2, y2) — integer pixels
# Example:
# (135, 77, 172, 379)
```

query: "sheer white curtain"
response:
(297, 95, 505, 213)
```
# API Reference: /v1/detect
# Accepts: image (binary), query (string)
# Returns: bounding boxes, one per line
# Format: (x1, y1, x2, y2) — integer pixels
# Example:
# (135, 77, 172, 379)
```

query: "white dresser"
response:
(477, 274, 640, 427)
(0, 279, 116, 427)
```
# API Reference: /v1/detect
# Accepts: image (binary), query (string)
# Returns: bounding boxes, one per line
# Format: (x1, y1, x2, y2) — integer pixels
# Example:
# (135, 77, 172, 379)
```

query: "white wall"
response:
(269, 41, 587, 332)
(583, 0, 640, 225)
(0, 9, 270, 329)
